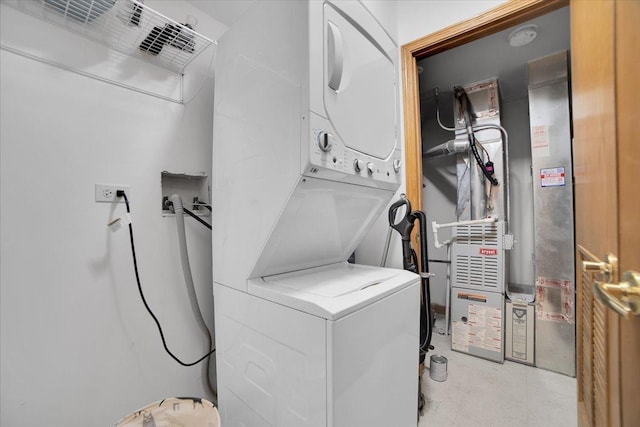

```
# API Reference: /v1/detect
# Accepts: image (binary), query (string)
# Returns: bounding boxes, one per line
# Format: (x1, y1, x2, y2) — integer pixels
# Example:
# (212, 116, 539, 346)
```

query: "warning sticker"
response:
(452, 321, 470, 352)
(532, 125, 550, 156)
(468, 304, 502, 352)
(453, 303, 502, 354)
(536, 277, 574, 324)
(540, 167, 566, 187)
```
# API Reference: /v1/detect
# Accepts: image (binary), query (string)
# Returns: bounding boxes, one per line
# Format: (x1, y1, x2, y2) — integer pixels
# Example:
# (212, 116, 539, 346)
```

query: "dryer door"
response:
(323, 3, 396, 160)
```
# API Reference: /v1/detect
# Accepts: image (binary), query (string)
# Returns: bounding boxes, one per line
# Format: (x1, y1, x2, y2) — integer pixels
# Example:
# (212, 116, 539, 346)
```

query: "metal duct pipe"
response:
(423, 139, 468, 159)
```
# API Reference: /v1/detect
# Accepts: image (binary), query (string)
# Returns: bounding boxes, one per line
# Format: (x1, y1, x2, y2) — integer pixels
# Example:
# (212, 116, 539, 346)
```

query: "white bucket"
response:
(115, 397, 220, 426)
(429, 354, 448, 382)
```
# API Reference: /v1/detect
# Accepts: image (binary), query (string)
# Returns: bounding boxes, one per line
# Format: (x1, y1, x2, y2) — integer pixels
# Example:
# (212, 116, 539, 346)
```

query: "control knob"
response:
(317, 131, 333, 152)
(366, 162, 374, 175)
(354, 159, 365, 173)
(393, 158, 401, 173)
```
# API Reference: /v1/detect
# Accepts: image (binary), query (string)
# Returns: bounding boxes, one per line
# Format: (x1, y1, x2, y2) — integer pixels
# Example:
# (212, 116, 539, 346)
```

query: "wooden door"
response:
(572, 1, 640, 426)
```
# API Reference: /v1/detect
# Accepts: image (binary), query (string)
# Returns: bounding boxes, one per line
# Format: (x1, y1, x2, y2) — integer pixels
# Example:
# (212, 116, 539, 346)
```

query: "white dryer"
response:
(212, 1, 418, 425)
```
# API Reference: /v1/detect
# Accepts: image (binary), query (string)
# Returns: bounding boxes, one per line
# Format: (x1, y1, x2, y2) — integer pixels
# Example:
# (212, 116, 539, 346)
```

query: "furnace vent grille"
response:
(452, 221, 505, 292)
(455, 224, 498, 246)
(455, 255, 500, 289)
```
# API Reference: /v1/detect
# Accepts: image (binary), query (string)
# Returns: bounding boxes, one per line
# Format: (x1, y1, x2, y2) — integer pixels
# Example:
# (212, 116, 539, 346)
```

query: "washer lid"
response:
(248, 263, 419, 320)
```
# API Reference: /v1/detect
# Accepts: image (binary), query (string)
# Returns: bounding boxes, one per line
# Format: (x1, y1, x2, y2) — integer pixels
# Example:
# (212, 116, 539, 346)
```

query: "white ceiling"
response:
(417, 6, 570, 103)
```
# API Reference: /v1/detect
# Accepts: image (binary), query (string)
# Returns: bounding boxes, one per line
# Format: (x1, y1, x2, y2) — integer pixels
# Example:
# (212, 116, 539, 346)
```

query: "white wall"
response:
(0, 2, 225, 425)
(397, 0, 506, 45)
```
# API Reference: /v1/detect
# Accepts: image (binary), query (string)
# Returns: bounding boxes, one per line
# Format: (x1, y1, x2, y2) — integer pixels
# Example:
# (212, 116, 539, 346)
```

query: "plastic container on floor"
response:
(115, 397, 220, 426)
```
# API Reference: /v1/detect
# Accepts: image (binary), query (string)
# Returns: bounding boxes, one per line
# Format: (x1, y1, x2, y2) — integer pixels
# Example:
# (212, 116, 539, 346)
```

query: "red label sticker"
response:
(479, 248, 498, 256)
(540, 167, 566, 187)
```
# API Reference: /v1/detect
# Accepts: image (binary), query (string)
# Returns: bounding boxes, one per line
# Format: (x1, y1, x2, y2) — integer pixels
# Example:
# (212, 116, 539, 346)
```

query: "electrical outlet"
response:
(95, 184, 130, 203)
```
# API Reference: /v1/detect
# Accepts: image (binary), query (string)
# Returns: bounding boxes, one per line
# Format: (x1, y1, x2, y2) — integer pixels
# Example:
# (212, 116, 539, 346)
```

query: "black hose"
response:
(119, 192, 215, 367)
(414, 210, 433, 356)
(182, 206, 212, 230)
(387, 198, 434, 361)
(165, 200, 212, 230)
(194, 202, 212, 212)
(388, 198, 417, 273)
(454, 86, 499, 186)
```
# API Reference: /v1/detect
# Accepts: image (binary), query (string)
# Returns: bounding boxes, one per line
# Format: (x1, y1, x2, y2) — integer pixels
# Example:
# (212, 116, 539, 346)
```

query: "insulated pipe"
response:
(423, 139, 468, 159)
(170, 195, 201, 321)
(169, 194, 217, 402)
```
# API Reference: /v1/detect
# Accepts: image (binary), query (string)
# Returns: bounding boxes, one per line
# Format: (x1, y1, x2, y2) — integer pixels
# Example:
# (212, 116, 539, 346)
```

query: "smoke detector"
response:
(508, 24, 538, 47)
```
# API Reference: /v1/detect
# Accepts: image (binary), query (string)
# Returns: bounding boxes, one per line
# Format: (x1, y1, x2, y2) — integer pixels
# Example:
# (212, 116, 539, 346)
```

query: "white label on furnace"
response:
(511, 307, 528, 360)
(532, 125, 550, 157)
(468, 304, 502, 352)
(452, 321, 470, 352)
(540, 167, 566, 187)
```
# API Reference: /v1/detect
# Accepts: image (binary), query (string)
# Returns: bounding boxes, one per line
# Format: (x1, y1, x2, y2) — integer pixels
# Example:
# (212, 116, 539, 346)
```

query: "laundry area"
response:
(1, 1, 604, 426)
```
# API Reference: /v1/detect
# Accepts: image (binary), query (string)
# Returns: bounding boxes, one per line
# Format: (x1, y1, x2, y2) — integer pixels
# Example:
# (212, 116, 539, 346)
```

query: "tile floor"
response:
(418, 320, 577, 427)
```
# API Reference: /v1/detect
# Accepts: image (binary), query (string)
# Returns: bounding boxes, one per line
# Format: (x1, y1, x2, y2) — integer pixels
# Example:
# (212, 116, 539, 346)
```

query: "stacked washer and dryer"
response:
(212, 1, 419, 426)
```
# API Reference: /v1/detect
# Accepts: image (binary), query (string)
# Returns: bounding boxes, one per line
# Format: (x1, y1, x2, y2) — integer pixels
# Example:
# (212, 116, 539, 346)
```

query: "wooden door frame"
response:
(401, 0, 569, 255)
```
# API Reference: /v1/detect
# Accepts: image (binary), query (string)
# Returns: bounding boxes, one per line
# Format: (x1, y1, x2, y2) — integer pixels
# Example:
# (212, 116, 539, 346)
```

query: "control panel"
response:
(303, 113, 401, 190)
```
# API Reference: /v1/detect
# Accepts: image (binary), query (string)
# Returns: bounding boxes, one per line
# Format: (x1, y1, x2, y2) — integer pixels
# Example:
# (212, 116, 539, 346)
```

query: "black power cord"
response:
(453, 86, 499, 186)
(117, 190, 215, 367)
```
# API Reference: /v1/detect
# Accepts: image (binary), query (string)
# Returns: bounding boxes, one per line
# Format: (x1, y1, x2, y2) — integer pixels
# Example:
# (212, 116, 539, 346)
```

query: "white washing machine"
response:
(212, 1, 417, 425)
(215, 263, 419, 426)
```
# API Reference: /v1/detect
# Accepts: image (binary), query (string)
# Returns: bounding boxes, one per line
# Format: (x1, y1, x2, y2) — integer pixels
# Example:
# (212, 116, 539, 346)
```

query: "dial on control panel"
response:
(366, 162, 374, 175)
(317, 131, 333, 152)
(393, 158, 401, 173)
(354, 159, 374, 175)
